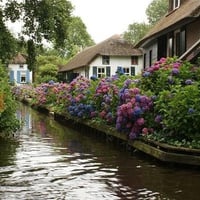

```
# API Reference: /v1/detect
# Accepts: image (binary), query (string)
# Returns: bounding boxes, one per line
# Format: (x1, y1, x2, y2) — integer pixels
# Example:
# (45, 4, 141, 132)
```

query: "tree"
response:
(123, 0, 168, 45)
(4, 0, 73, 46)
(60, 17, 95, 58)
(35, 54, 67, 83)
(0, 9, 17, 63)
(146, 0, 168, 26)
(36, 63, 58, 83)
(3, 0, 73, 80)
(27, 39, 36, 81)
(123, 22, 150, 45)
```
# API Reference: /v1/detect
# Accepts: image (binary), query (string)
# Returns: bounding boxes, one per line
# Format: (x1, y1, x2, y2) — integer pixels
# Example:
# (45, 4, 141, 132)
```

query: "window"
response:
(173, 0, 180, 9)
(168, 34, 174, 57)
(20, 71, 26, 83)
(123, 67, 130, 75)
(19, 64, 24, 69)
(102, 56, 110, 65)
(143, 54, 146, 70)
(98, 67, 105, 78)
(176, 28, 186, 57)
(131, 56, 138, 65)
(149, 50, 152, 66)
(93, 66, 110, 78)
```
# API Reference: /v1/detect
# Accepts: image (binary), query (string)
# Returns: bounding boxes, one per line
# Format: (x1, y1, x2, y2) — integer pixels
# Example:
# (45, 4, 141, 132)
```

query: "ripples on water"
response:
(0, 104, 200, 200)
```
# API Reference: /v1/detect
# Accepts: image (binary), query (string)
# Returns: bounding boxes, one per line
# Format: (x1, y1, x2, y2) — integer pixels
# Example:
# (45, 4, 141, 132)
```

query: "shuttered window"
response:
(106, 66, 110, 77)
(92, 66, 97, 77)
(10, 70, 14, 83)
(17, 71, 21, 83)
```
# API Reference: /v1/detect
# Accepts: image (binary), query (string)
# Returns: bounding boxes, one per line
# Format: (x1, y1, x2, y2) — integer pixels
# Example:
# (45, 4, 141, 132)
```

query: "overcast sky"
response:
(70, 0, 153, 43)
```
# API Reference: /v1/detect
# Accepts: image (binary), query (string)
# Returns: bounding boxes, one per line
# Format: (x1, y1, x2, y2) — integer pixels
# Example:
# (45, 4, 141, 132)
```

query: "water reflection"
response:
(0, 103, 200, 199)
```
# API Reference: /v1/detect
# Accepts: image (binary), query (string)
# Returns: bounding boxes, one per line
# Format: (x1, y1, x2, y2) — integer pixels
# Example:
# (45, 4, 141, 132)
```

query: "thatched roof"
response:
(136, 0, 200, 47)
(10, 53, 27, 64)
(59, 35, 142, 72)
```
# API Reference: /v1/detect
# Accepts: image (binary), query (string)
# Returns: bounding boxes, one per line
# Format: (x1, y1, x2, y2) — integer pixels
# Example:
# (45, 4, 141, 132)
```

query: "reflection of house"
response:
(8, 53, 32, 85)
(136, 0, 200, 68)
(59, 35, 143, 82)
(16, 105, 32, 134)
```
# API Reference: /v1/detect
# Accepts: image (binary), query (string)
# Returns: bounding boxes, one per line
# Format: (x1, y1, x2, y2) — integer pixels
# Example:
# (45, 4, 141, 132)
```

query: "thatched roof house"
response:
(60, 35, 142, 72)
(137, 0, 200, 67)
(59, 35, 143, 81)
(137, 0, 200, 47)
(8, 53, 32, 85)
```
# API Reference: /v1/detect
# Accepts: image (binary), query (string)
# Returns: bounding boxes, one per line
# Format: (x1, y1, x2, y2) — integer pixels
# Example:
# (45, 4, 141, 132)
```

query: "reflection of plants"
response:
(0, 137, 19, 166)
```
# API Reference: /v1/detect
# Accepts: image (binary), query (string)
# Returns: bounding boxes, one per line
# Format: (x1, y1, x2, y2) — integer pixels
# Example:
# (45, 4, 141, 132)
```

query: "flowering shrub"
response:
(12, 84, 35, 100)
(33, 82, 57, 106)
(12, 57, 200, 147)
(116, 86, 153, 139)
(68, 103, 95, 119)
(92, 77, 119, 124)
(139, 57, 197, 94)
(154, 84, 200, 141)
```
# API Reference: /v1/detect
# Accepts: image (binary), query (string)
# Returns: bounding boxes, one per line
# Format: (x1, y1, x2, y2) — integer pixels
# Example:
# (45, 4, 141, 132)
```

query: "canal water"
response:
(0, 104, 200, 200)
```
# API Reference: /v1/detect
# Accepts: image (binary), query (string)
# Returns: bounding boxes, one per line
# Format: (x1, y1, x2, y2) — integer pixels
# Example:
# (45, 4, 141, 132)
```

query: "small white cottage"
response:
(59, 35, 143, 82)
(8, 53, 32, 85)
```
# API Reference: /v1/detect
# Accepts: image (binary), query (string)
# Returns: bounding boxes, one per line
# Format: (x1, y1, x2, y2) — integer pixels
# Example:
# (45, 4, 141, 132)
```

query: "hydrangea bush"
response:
(12, 57, 200, 147)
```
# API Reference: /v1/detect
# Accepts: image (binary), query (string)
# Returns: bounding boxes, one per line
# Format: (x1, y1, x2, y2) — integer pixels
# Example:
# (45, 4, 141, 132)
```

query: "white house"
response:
(59, 35, 143, 82)
(8, 53, 32, 85)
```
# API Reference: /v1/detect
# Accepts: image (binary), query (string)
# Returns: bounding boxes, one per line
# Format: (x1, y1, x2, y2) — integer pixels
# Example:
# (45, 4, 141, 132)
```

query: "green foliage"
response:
(63, 16, 95, 58)
(0, 63, 20, 136)
(155, 85, 200, 141)
(123, 22, 150, 45)
(139, 57, 200, 144)
(0, 9, 17, 63)
(36, 54, 66, 67)
(4, 0, 73, 46)
(35, 54, 67, 83)
(27, 39, 36, 71)
(139, 57, 195, 94)
(124, 0, 168, 45)
(36, 63, 58, 83)
(146, 0, 168, 26)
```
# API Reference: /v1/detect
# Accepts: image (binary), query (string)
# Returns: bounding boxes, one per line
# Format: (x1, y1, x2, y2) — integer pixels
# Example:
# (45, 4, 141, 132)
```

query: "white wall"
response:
(89, 55, 143, 78)
(143, 41, 158, 68)
(8, 63, 32, 85)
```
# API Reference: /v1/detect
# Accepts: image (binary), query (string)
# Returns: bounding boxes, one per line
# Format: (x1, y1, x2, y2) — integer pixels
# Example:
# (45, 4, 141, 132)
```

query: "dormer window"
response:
(173, 0, 180, 9)
(102, 55, 110, 65)
(19, 64, 24, 69)
(168, 0, 181, 12)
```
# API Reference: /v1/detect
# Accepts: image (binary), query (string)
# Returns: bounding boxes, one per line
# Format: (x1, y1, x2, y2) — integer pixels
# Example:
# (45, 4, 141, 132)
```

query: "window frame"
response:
(131, 56, 138, 65)
(175, 28, 186, 56)
(123, 67, 130, 75)
(97, 67, 106, 78)
(149, 50, 152, 67)
(173, 0, 180, 10)
(20, 71, 27, 83)
(19, 64, 24, 69)
(102, 55, 110, 65)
